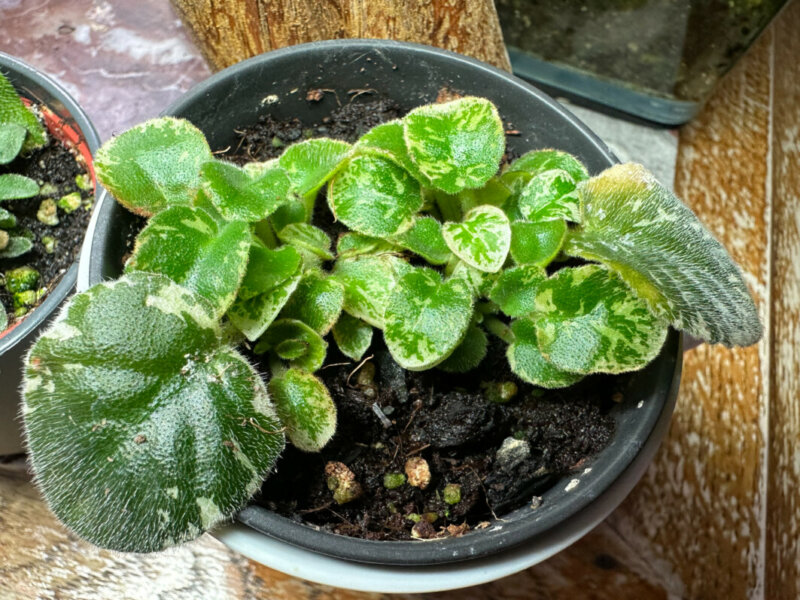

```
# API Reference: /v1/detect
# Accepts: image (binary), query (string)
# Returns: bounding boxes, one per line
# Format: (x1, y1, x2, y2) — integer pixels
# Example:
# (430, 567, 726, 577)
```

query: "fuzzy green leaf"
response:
(438, 323, 487, 373)
(403, 97, 504, 194)
(95, 117, 212, 216)
(517, 169, 581, 223)
(0, 73, 46, 149)
(328, 155, 422, 237)
(238, 244, 302, 301)
(489, 264, 547, 318)
(355, 120, 431, 185)
(336, 232, 395, 259)
(280, 271, 344, 335)
(392, 215, 451, 265)
(0, 236, 32, 259)
(507, 318, 583, 388)
(565, 163, 762, 346)
(332, 313, 373, 361)
(448, 261, 494, 297)
(125, 206, 250, 317)
(228, 271, 302, 341)
(277, 223, 334, 261)
(442, 205, 511, 273)
(333, 254, 412, 328)
(0, 173, 38, 201)
(254, 318, 327, 372)
(269, 368, 336, 452)
(0, 123, 26, 164)
(384, 267, 474, 370)
(278, 138, 351, 197)
(200, 161, 292, 222)
(506, 149, 589, 183)
(21, 272, 284, 552)
(509, 220, 566, 266)
(270, 200, 308, 232)
(0, 207, 16, 228)
(534, 265, 668, 374)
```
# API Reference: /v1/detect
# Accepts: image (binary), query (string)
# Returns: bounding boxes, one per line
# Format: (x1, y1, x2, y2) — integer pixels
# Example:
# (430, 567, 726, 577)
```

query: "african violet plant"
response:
(21, 96, 761, 553)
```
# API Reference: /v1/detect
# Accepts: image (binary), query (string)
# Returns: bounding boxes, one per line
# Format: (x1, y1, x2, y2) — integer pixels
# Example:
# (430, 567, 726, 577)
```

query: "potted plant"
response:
(0, 52, 102, 456)
(24, 41, 759, 592)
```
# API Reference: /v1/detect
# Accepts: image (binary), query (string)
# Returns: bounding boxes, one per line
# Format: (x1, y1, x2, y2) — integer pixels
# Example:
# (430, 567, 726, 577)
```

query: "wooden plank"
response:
(169, 0, 511, 72)
(765, 0, 800, 596)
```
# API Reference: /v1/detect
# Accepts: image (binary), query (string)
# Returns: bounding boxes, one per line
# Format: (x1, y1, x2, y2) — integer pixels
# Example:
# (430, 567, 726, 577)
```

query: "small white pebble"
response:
(582, 467, 592, 475)
(565, 478, 580, 492)
(261, 94, 279, 105)
(637, 400, 644, 408)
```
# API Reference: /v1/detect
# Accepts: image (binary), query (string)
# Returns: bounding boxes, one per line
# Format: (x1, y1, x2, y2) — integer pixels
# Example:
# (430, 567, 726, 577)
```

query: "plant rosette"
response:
(54, 42, 760, 592)
(0, 52, 102, 456)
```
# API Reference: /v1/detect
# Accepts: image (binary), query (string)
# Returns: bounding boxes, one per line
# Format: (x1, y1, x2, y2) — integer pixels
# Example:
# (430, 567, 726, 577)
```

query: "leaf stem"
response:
(483, 316, 514, 344)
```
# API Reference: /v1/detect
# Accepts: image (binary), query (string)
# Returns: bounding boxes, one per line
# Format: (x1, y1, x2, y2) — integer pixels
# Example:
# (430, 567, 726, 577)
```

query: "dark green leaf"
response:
(509, 220, 566, 266)
(488, 264, 547, 317)
(200, 161, 292, 222)
(0, 173, 38, 201)
(280, 271, 345, 335)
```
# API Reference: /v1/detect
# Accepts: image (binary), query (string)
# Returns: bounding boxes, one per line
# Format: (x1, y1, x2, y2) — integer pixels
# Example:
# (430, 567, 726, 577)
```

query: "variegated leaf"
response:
(254, 318, 327, 372)
(276, 222, 334, 261)
(278, 138, 351, 197)
(200, 161, 292, 222)
(336, 232, 396, 259)
(238, 244, 302, 301)
(269, 368, 336, 452)
(328, 155, 422, 237)
(442, 205, 511, 273)
(506, 318, 583, 388)
(403, 97, 504, 194)
(565, 163, 762, 346)
(125, 205, 250, 317)
(509, 220, 566, 266)
(333, 254, 413, 328)
(438, 323, 487, 373)
(534, 265, 668, 374)
(354, 120, 431, 185)
(489, 264, 547, 318)
(95, 117, 212, 216)
(280, 271, 344, 335)
(448, 261, 495, 297)
(227, 272, 302, 341)
(517, 169, 581, 223)
(384, 267, 474, 370)
(21, 272, 284, 552)
(332, 313, 373, 361)
(505, 149, 589, 183)
(392, 215, 452, 265)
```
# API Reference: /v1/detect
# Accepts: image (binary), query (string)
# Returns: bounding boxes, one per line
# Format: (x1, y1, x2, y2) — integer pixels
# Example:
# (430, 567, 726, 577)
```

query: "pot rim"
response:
(78, 38, 682, 576)
(0, 51, 104, 356)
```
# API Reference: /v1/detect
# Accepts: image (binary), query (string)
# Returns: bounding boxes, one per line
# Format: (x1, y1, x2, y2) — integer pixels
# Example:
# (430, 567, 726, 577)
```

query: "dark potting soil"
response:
(221, 95, 619, 541)
(0, 132, 93, 326)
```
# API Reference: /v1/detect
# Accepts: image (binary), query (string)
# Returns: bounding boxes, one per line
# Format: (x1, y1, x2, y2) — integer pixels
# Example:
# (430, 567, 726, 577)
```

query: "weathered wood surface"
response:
(169, 0, 512, 73)
(2, 2, 798, 599)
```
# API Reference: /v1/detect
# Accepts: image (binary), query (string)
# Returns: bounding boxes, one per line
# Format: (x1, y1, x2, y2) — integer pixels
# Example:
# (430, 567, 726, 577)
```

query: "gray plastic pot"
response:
(79, 39, 682, 592)
(0, 52, 104, 456)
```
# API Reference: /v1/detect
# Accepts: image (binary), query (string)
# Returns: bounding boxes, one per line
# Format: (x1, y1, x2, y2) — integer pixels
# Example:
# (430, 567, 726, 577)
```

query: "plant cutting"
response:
(0, 53, 100, 456)
(22, 87, 760, 556)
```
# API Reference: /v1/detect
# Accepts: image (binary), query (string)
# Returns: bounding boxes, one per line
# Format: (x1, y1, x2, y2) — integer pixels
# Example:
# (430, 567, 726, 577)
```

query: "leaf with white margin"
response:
(254, 318, 327, 372)
(333, 254, 413, 328)
(507, 318, 583, 388)
(95, 117, 212, 216)
(200, 161, 292, 222)
(354, 120, 432, 186)
(534, 265, 668, 374)
(227, 272, 302, 341)
(438, 323, 487, 373)
(278, 138, 352, 197)
(280, 271, 344, 335)
(332, 313, 373, 361)
(392, 215, 451, 265)
(448, 261, 495, 297)
(0, 73, 46, 149)
(269, 368, 336, 452)
(336, 232, 396, 259)
(238, 244, 302, 301)
(277, 223, 334, 261)
(0, 173, 38, 200)
(125, 206, 249, 317)
(442, 205, 511, 273)
(403, 97, 504, 194)
(21, 272, 284, 552)
(0, 123, 26, 164)
(505, 149, 589, 183)
(565, 163, 762, 347)
(384, 267, 474, 370)
(509, 220, 566, 267)
(328, 155, 422, 237)
(517, 169, 581, 223)
(489, 264, 547, 318)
